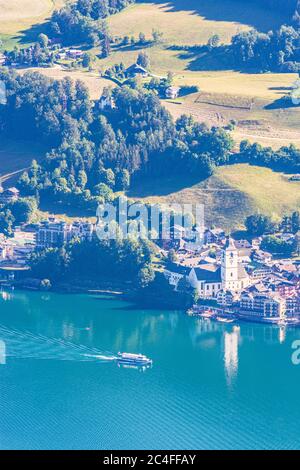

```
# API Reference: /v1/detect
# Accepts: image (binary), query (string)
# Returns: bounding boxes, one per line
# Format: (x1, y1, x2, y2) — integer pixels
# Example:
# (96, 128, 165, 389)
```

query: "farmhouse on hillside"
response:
(165, 86, 180, 99)
(125, 63, 149, 78)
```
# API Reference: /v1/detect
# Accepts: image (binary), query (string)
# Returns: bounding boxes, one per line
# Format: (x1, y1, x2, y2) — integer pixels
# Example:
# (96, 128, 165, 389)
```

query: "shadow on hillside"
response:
(138, 0, 290, 32)
(129, 174, 208, 198)
(167, 44, 266, 73)
(168, 44, 235, 71)
(265, 96, 298, 110)
(17, 20, 52, 46)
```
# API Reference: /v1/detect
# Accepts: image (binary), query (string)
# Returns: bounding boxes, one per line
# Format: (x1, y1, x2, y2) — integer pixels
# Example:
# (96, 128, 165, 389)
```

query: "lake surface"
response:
(0, 290, 300, 450)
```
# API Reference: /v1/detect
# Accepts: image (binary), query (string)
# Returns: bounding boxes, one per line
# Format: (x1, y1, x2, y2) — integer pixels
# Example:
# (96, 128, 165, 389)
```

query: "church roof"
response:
(194, 265, 222, 283)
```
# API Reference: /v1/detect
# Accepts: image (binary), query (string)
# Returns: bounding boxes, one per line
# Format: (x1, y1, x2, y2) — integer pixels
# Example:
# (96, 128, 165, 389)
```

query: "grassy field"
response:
(0, 0, 299, 228)
(129, 164, 300, 230)
(105, 0, 287, 71)
(163, 71, 300, 149)
(0, 0, 65, 48)
(103, 1, 300, 149)
(20, 66, 116, 100)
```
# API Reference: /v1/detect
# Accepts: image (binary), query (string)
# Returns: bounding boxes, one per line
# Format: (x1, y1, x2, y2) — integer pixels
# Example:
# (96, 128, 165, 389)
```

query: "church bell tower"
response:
(221, 237, 239, 290)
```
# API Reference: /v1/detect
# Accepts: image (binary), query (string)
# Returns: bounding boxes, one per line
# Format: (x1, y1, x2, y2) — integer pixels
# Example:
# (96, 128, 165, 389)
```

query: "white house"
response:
(67, 49, 84, 59)
(164, 264, 190, 290)
(98, 94, 115, 111)
(165, 86, 180, 99)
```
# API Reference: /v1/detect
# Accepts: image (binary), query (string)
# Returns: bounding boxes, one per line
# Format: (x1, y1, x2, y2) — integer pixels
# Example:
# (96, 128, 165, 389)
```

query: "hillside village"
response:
(164, 225, 300, 322)
(0, 0, 300, 321)
(0, 181, 299, 324)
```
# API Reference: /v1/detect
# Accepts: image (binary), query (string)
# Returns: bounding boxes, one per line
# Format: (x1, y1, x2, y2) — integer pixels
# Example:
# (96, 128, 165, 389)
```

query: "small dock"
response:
(187, 305, 300, 327)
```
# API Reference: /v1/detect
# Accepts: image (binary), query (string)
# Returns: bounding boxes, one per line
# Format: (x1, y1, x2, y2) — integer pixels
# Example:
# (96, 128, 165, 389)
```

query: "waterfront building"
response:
(239, 292, 286, 318)
(216, 290, 235, 306)
(166, 237, 250, 299)
(36, 218, 94, 249)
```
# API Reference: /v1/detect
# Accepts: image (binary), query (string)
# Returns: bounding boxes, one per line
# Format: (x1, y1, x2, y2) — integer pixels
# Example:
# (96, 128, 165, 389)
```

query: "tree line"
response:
(230, 25, 300, 72)
(30, 235, 155, 289)
(49, 0, 135, 48)
(238, 140, 300, 173)
(0, 69, 299, 213)
(244, 211, 300, 256)
(0, 69, 234, 209)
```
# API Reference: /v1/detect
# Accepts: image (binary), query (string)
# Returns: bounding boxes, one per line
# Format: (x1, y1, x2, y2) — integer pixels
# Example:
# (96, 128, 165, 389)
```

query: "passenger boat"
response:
(215, 316, 235, 324)
(116, 352, 152, 366)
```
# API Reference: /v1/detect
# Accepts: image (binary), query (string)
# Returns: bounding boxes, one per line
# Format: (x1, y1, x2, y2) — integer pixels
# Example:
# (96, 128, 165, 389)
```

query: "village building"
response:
(98, 94, 115, 111)
(204, 227, 226, 245)
(216, 290, 235, 307)
(0, 53, 6, 65)
(164, 264, 190, 290)
(250, 265, 273, 280)
(239, 292, 286, 318)
(252, 249, 273, 265)
(166, 237, 250, 299)
(0, 187, 20, 205)
(66, 49, 84, 59)
(251, 237, 262, 249)
(165, 86, 180, 99)
(184, 225, 205, 252)
(125, 63, 149, 78)
(36, 218, 94, 249)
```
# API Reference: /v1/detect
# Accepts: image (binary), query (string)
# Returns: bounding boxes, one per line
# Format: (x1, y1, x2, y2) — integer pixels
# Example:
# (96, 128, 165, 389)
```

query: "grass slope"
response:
(0, 0, 65, 48)
(20, 66, 116, 100)
(129, 164, 300, 230)
(106, 0, 287, 72)
(103, 1, 300, 149)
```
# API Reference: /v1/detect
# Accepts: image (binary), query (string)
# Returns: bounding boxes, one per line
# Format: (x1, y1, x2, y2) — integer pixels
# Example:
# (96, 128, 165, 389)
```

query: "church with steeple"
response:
(221, 238, 249, 292)
(188, 237, 250, 299)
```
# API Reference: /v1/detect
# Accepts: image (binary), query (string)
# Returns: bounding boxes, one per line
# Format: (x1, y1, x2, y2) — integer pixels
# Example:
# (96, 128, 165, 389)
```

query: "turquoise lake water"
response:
(0, 289, 300, 450)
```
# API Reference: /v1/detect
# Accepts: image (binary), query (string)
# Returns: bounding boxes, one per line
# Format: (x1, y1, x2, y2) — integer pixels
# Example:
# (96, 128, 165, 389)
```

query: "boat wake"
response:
(0, 324, 116, 363)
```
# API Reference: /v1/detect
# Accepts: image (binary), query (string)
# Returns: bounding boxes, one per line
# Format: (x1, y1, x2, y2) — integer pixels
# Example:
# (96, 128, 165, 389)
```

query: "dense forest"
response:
(250, 0, 297, 14)
(230, 25, 300, 72)
(0, 69, 234, 209)
(0, 69, 299, 212)
(50, 0, 135, 46)
(30, 236, 155, 288)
